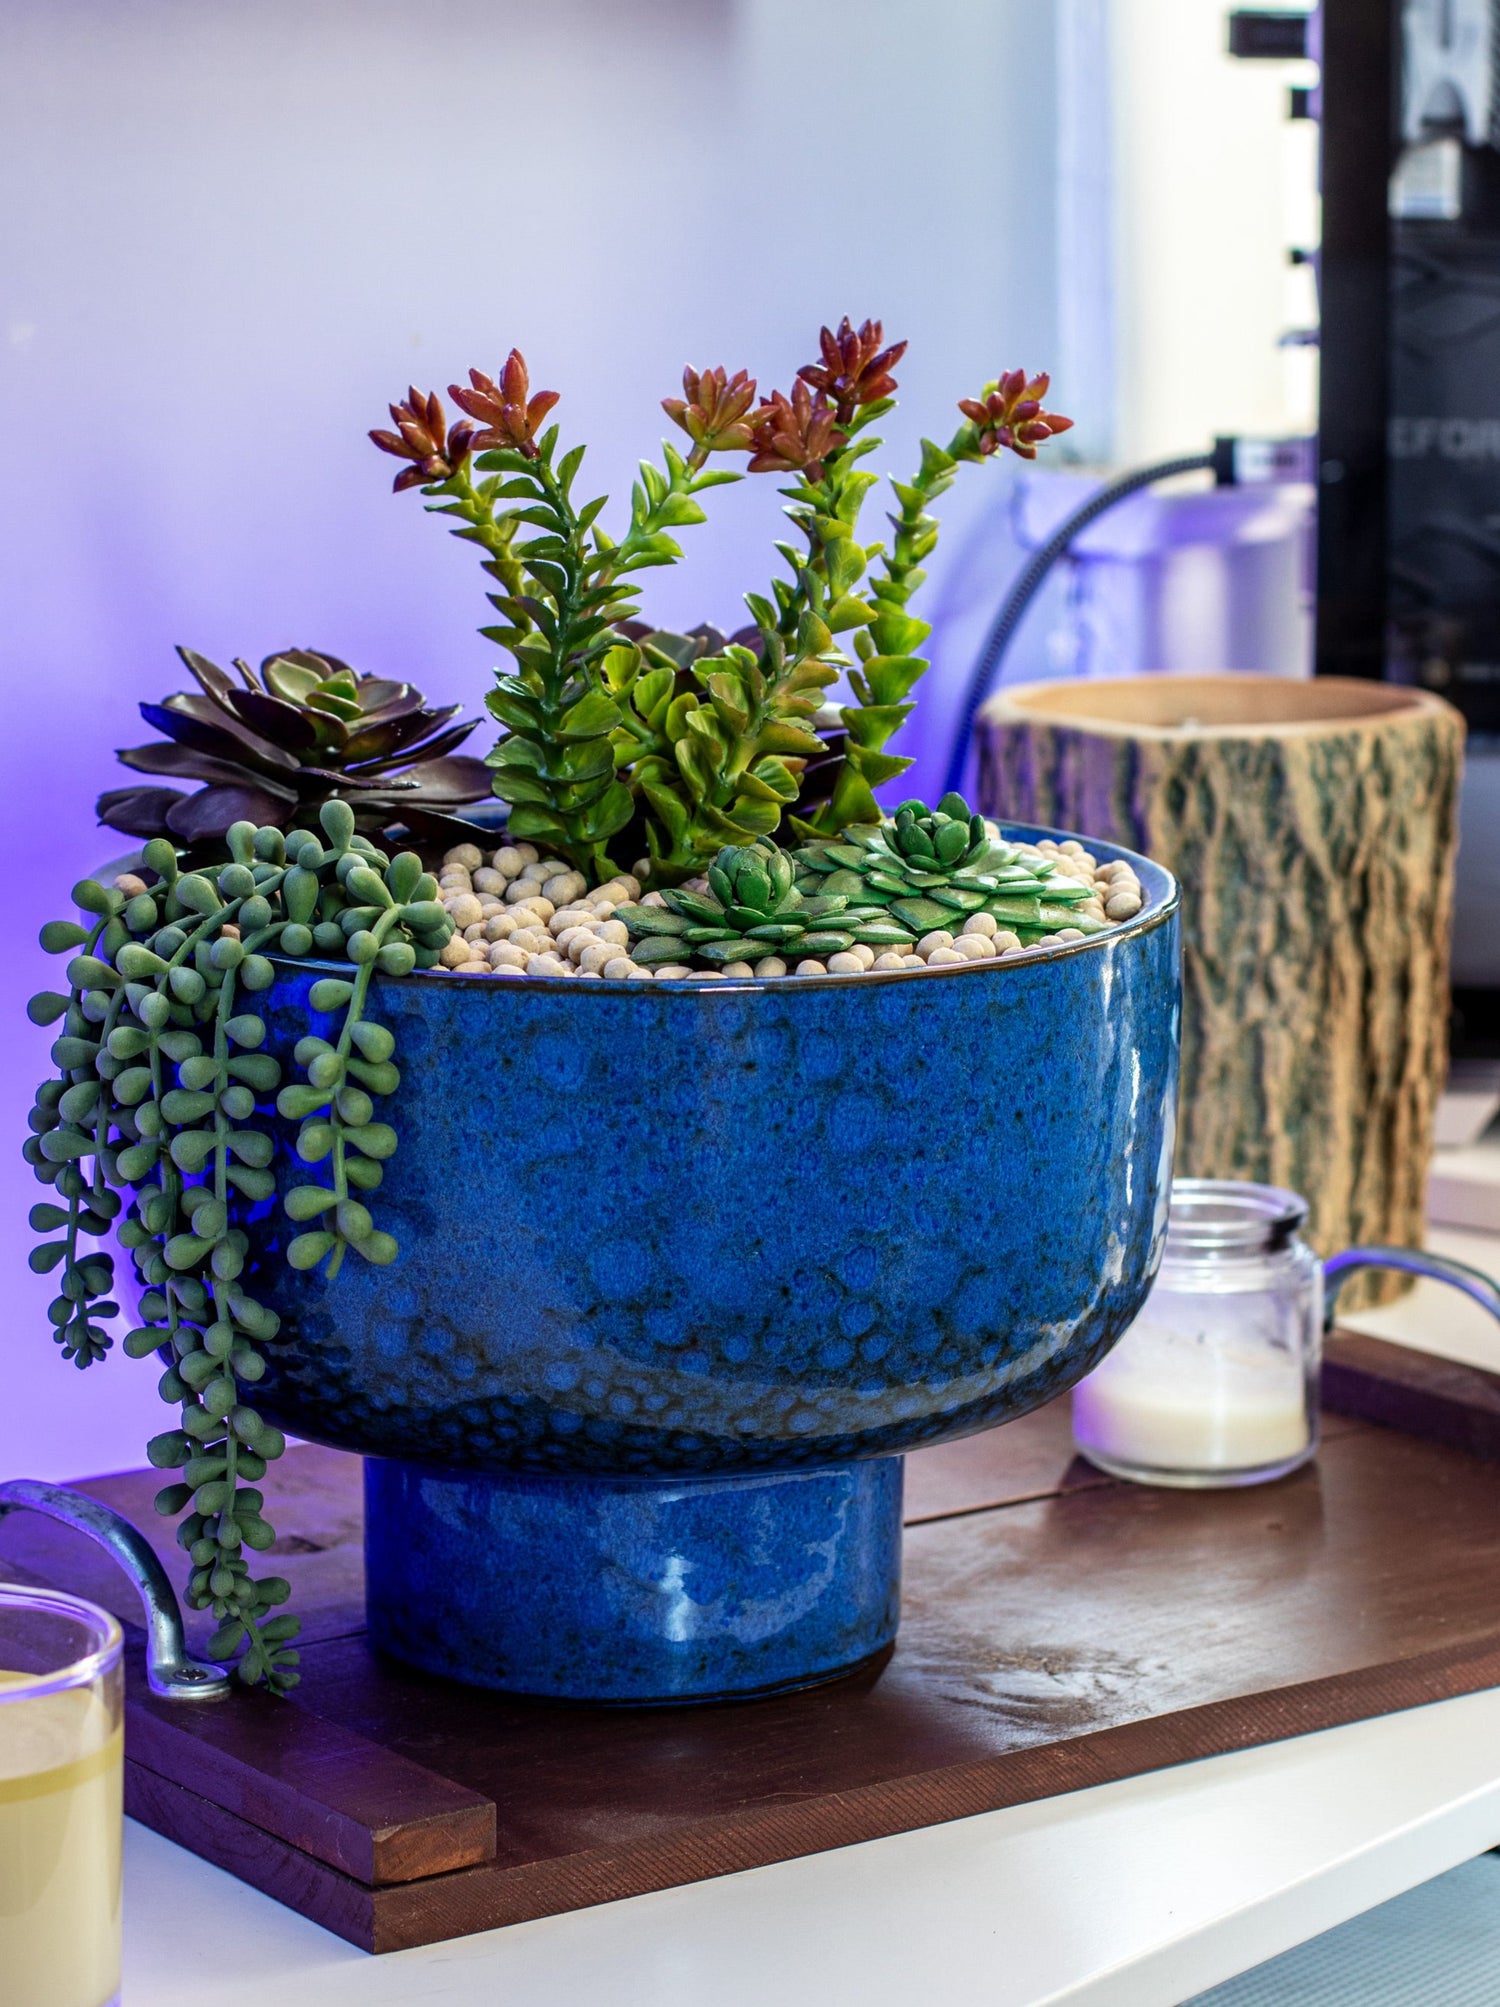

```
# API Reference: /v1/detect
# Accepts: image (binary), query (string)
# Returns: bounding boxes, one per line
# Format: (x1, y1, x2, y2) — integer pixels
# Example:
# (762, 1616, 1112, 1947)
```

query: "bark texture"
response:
(977, 677, 1464, 1302)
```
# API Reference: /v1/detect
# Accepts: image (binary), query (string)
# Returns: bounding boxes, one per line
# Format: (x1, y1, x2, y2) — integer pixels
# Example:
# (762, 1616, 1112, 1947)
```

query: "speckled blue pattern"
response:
(242, 824, 1177, 1698)
(251, 829, 1179, 1480)
(365, 1456, 904, 1700)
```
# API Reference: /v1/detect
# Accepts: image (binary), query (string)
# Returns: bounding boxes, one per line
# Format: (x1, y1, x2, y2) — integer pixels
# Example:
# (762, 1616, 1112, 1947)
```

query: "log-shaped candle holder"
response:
(977, 675, 1463, 1302)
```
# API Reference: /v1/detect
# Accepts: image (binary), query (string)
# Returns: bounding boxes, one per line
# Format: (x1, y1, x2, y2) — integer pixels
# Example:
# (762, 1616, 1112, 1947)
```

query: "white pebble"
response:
(527, 953, 571, 978)
(579, 942, 618, 975)
(753, 957, 788, 979)
(872, 952, 905, 971)
(490, 846, 525, 879)
(445, 894, 483, 930)
(439, 937, 471, 969)
(794, 959, 828, 976)
(631, 858, 651, 880)
(993, 930, 1022, 951)
(848, 943, 876, 969)
(1054, 928, 1086, 943)
(952, 934, 993, 960)
(512, 896, 555, 923)
(505, 879, 541, 905)
(827, 952, 865, 975)
(462, 923, 487, 942)
(602, 957, 637, 980)
(1105, 890, 1143, 921)
(489, 942, 527, 969)
(1061, 840, 1085, 857)
(962, 911, 999, 938)
(596, 918, 629, 947)
(900, 955, 925, 969)
(722, 961, 755, 978)
(483, 914, 516, 941)
(640, 891, 668, 909)
(113, 872, 149, 897)
(443, 844, 484, 871)
(472, 868, 507, 894)
(508, 927, 551, 955)
(626, 966, 654, 981)
(652, 964, 693, 980)
(490, 964, 526, 978)
(926, 946, 966, 966)
(916, 930, 954, 957)
(999, 943, 1029, 959)
(544, 871, 586, 907)
(453, 960, 492, 976)
(685, 969, 725, 980)
(513, 842, 540, 866)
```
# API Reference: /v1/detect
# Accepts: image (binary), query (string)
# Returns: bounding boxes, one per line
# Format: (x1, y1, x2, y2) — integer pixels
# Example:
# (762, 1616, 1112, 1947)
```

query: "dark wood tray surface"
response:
(4, 1331, 1500, 1954)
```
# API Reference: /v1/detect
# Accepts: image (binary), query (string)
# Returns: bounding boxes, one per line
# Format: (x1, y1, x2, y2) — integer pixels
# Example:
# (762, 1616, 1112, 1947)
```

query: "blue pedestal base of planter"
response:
(363, 1456, 904, 1703)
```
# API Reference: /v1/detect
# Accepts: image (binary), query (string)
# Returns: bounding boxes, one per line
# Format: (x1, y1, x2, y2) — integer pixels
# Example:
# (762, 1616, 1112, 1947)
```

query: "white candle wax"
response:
(1072, 1317, 1311, 1475)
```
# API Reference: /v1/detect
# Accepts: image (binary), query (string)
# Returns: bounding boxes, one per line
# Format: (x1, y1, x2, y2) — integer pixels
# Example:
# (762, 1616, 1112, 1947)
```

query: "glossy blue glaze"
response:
(243, 823, 1178, 1698)
(253, 829, 1179, 1476)
(365, 1456, 903, 1700)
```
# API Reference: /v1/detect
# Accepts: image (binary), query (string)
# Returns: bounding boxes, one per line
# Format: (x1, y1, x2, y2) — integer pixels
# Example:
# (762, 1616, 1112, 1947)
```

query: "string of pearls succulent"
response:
(430, 833, 1145, 981)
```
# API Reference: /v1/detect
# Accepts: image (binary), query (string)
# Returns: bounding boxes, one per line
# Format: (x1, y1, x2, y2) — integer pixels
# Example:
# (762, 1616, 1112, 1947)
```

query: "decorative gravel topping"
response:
(426, 815, 1145, 982)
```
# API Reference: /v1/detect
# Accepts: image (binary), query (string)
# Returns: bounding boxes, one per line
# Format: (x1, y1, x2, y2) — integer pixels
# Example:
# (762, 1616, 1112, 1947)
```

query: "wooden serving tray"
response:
(4, 1330, 1500, 1955)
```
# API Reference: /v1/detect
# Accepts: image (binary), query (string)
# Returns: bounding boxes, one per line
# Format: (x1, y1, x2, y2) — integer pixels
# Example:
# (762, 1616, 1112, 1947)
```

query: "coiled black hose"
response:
(940, 451, 1216, 799)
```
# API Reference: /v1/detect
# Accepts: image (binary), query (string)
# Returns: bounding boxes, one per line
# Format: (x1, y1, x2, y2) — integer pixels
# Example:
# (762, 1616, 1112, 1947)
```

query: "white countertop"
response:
(122, 1228, 1500, 2007)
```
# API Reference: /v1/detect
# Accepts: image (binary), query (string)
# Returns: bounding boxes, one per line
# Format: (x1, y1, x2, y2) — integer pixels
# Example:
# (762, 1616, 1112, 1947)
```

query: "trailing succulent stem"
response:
(23, 801, 454, 1690)
(374, 325, 1072, 887)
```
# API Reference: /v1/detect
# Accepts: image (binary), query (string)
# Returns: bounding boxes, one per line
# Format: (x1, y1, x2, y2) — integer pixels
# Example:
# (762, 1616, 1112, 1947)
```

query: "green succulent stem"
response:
(385, 335, 1072, 878)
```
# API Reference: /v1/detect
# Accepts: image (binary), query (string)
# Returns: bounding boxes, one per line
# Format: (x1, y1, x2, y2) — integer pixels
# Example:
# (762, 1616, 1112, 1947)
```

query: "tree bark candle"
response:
(977, 675, 1463, 1305)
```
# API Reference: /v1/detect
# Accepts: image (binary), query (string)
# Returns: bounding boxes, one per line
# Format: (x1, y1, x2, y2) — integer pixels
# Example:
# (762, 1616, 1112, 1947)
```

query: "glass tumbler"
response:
(1072, 1178, 1323, 1487)
(0, 1584, 123, 2007)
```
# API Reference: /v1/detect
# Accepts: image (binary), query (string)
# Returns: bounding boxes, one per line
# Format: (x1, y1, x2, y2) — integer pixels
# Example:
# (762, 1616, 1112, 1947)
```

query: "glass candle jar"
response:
(0, 1584, 124, 2007)
(1072, 1178, 1322, 1487)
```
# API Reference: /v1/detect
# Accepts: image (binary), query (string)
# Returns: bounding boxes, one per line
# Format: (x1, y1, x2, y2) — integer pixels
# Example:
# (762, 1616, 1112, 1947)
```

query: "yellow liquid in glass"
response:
(0, 1671, 122, 2007)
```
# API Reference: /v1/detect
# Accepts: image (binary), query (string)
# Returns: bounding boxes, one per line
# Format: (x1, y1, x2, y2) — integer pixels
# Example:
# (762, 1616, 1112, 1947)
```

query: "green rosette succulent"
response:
(795, 793, 1108, 943)
(616, 839, 917, 968)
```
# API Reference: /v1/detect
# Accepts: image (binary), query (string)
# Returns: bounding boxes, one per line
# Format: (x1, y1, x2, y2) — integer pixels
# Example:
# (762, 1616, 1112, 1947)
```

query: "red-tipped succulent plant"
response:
(797, 316, 907, 426)
(447, 351, 561, 458)
(662, 366, 759, 458)
(370, 388, 476, 493)
(958, 369, 1074, 460)
(374, 317, 1073, 879)
(747, 380, 846, 479)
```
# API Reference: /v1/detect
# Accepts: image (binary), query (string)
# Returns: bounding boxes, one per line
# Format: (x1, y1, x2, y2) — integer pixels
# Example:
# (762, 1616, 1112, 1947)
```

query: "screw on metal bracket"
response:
(0, 1479, 232, 1700)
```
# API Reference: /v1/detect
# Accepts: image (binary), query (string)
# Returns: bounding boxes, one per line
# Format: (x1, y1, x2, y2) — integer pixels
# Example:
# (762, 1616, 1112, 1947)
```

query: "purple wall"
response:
(1, 0, 1059, 1479)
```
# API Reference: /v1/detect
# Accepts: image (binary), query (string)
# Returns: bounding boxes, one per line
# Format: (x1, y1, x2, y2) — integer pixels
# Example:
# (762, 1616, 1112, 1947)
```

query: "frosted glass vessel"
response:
(1072, 1179, 1322, 1488)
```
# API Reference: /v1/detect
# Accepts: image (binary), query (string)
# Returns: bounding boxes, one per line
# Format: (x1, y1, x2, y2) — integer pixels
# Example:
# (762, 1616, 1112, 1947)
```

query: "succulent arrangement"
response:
(24, 803, 454, 1688)
(373, 325, 1071, 883)
(98, 646, 491, 853)
(25, 316, 1095, 1689)
(612, 794, 1102, 971)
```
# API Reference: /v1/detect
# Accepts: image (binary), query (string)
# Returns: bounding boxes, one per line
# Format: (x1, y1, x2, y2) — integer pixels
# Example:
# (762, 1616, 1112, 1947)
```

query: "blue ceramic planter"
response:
(250, 825, 1180, 1702)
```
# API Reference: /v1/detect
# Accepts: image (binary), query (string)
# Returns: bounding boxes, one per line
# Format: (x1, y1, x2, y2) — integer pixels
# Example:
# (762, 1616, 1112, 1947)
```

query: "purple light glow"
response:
(1, 0, 1059, 1481)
